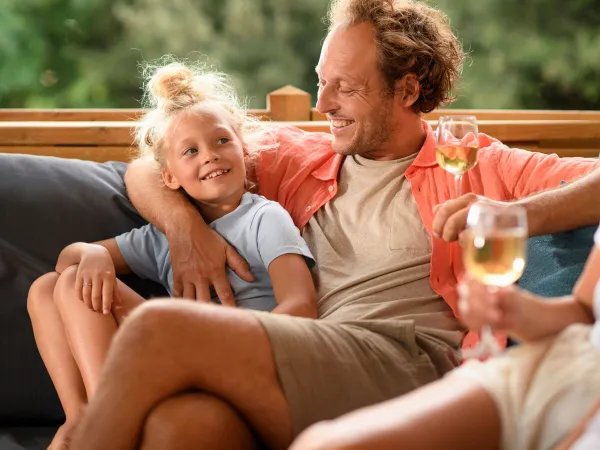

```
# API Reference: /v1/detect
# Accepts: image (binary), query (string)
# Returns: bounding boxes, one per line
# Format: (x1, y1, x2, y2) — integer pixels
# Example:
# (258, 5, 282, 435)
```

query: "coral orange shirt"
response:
(256, 122, 596, 348)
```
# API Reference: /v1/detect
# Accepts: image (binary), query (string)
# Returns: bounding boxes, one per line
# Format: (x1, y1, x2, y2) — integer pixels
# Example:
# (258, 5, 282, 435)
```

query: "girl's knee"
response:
(53, 265, 79, 305)
(27, 272, 60, 316)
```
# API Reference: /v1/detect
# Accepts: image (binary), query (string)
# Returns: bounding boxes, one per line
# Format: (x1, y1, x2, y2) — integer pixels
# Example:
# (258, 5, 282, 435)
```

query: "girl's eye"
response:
(217, 137, 230, 145)
(183, 147, 198, 156)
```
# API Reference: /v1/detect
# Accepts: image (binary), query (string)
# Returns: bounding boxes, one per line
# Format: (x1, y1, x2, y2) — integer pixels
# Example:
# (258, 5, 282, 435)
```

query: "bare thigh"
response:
(141, 391, 259, 450)
(291, 375, 501, 450)
(68, 301, 293, 450)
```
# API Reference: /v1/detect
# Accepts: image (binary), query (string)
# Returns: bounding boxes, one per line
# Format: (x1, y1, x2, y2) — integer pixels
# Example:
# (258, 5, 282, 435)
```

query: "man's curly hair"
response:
(327, 0, 464, 114)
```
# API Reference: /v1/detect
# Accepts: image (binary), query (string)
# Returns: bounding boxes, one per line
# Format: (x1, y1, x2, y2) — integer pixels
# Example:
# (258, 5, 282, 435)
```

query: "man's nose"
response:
(316, 84, 339, 115)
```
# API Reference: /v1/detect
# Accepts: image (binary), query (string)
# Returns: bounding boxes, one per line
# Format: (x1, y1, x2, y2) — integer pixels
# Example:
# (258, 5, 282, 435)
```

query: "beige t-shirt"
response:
(302, 153, 464, 348)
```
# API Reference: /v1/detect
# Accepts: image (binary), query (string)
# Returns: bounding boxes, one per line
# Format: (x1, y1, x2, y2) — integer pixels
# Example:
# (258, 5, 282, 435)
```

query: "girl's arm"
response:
(56, 238, 131, 275)
(269, 254, 318, 319)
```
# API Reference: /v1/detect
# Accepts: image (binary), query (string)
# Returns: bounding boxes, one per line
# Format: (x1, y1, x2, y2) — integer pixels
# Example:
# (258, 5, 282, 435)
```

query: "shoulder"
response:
(247, 194, 293, 223)
(259, 124, 334, 163)
(239, 194, 297, 236)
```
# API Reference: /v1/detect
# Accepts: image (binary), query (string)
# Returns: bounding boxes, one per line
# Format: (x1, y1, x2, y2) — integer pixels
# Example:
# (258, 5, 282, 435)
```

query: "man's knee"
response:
(141, 393, 256, 450)
(27, 272, 59, 316)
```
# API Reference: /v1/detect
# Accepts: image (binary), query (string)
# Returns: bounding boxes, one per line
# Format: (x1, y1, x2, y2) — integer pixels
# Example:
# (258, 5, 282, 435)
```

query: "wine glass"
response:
(435, 116, 479, 197)
(461, 201, 528, 359)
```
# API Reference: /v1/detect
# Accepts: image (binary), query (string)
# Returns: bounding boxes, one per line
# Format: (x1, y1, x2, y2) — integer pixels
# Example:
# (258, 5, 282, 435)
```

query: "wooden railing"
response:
(1, 86, 599, 162)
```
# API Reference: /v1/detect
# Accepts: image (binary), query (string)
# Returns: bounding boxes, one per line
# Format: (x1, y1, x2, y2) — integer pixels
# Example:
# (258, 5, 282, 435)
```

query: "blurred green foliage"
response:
(1, 0, 599, 109)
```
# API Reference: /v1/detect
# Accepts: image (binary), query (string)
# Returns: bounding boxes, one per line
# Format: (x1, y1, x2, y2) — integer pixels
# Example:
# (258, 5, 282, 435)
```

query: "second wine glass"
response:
(435, 115, 479, 197)
(461, 201, 528, 359)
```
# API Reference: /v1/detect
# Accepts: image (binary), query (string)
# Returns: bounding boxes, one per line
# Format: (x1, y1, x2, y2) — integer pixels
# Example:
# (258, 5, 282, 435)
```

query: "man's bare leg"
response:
(70, 300, 293, 450)
(290, 376, 501, 450)
(140, 392, 259, 450)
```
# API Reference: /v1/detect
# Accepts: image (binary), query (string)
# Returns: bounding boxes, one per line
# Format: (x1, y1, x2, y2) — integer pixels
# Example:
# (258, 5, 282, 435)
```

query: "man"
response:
(72, 0, 600, 449)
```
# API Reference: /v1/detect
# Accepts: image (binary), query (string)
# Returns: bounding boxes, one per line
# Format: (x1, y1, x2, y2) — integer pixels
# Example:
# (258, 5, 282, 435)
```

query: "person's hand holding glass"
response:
(460, 202, 528, 359)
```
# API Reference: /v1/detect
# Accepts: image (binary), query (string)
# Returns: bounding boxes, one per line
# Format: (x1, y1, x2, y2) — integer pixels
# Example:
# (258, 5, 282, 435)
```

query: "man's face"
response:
(316, 22, 399, 159)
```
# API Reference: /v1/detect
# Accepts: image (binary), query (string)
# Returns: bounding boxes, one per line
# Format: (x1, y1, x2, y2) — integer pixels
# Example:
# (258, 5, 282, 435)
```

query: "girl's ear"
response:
(161, 166, 181, 190)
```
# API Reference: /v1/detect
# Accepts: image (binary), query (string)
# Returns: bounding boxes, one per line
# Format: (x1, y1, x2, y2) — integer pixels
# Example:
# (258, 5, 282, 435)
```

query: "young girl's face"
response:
(161, 104, 247, 209)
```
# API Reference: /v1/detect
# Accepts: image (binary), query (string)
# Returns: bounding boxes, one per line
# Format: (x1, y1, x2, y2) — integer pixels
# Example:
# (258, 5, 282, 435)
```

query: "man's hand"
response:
(166, 214, 254, 306)
(432, 193, 499, 242)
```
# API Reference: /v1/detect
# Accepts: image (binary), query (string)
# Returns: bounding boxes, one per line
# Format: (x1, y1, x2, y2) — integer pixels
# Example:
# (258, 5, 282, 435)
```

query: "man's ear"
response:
(161, 166, 181, 190)
(395, 73, 420, 108)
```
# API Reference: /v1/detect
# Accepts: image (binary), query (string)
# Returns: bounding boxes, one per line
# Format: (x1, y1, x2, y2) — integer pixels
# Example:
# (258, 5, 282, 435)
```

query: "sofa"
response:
(0, 153, 595, 449)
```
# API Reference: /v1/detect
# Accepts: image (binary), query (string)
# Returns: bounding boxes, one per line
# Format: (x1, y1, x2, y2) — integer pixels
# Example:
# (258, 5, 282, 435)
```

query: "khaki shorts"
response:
(450, 324, 600, 450)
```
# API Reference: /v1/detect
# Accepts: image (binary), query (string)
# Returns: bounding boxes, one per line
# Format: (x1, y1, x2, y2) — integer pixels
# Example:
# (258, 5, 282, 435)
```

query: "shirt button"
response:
(328, 185, 334, 192)
(306, 205, 312, 212)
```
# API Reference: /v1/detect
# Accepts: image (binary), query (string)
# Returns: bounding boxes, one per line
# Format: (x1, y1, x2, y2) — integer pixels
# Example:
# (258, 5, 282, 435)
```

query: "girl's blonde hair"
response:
(135, 58, 274, 186)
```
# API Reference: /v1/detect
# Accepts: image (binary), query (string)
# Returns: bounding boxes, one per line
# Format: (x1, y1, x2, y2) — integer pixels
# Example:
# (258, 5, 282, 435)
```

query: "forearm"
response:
(56, 243, 94, 273)
(125, 156, 203, 235)
(272, 299, 318, 319)
(517, 163, 600, 237)
(513, 296, 593, 342)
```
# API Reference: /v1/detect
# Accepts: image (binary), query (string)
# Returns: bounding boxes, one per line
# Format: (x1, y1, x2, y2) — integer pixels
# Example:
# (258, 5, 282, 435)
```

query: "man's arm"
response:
(125, 157, 253, 304)
(517, 161, 600, 237)
(433, 162, 600, 241)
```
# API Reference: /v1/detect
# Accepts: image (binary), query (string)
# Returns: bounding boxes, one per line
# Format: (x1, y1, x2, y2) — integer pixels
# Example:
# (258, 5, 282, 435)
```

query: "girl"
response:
(291, 223, 600, 450)
(28, 61, 317, 450)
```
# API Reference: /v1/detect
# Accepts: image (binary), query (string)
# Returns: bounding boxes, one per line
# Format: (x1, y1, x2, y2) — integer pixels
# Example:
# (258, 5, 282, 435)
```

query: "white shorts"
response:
(450, 324, 600, 450)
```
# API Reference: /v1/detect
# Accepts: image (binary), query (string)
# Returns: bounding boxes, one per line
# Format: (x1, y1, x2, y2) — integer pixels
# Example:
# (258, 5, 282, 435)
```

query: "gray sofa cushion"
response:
(0, 154, 166, 426)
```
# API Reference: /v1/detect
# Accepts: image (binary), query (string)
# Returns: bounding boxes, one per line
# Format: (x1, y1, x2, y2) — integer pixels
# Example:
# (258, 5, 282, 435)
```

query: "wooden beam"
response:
(0, 108, 271, 121)
(311, 108, 600, 122)
(293, 120, 600, 141)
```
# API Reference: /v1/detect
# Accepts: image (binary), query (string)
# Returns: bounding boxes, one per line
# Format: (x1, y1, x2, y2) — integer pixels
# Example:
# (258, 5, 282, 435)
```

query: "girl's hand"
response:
(75, 244, 118, 314)
(458, 279, 539, 340)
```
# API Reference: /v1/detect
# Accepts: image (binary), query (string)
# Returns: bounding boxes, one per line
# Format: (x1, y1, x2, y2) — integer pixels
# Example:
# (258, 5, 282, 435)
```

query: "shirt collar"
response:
(311, 153, 344, 181)
(311, 119, 437, 181)
(411, 120, 438, 168)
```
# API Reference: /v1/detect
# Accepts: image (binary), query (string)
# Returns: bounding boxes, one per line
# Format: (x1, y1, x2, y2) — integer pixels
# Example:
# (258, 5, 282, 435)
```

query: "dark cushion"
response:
(518, 225, 597, 297)
(0, 154, 167, 426)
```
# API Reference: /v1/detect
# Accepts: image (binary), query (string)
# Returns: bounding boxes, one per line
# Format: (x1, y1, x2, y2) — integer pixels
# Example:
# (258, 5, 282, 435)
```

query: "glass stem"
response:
(455, 174, 462, 197)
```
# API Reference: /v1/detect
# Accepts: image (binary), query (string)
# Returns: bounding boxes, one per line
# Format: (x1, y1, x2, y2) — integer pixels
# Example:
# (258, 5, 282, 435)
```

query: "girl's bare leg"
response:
(28, 272, 88, 450)
(290, 376, 501, 450)
(53, 265, 145, 397)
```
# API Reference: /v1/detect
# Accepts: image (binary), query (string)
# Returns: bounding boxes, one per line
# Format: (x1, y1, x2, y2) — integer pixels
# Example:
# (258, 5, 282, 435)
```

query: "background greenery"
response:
(1, 0, 599, 109)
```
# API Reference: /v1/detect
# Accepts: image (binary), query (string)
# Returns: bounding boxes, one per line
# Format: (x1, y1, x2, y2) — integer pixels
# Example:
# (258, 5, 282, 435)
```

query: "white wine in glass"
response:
(464, 229, 527, 287)
(435, 115, 479, 197)
(462, 202, 528, 359)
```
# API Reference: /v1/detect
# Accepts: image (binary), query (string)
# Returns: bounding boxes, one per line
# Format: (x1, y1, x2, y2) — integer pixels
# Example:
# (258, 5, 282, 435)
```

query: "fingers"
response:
(432, 193, 479, 242)
(172, 278, 184, 298)
(81, 279, 94, 310)
(194, 280, 211, 303)
(91, 275, 103, 312)
(212, 273, 236, 307)
(458, 279, 504, 330)
(75, 269, 85, 303)
(226, 246, 254, 282)
(182, 283, 196, 300)
(102, 273, 115, 314)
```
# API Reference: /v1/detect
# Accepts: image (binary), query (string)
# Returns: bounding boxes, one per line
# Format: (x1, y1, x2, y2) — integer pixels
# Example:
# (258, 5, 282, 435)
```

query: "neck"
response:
(195, 190, 245, 223)
(361, 113, 426, 161)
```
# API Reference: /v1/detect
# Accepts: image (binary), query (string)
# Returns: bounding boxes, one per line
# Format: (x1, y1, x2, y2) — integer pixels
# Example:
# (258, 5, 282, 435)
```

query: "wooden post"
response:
(267, 85, 311, 121)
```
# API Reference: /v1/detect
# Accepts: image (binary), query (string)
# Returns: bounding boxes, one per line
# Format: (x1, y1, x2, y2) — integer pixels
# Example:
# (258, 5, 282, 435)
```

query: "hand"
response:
(166, 217, 253, 306)
(458, 278, 539, 341)
(75, 244, 118, 314)
(432, 194, 501, 242)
